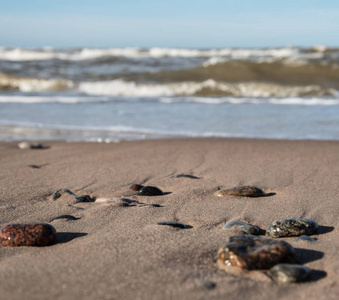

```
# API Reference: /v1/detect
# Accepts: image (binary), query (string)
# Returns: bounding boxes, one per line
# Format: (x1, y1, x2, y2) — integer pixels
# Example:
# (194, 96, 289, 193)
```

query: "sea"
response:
(0, 46, 338, 142)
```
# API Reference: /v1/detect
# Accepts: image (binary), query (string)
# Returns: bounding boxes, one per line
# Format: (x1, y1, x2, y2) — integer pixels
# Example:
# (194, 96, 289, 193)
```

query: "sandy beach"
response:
(0, 138, 338, 300)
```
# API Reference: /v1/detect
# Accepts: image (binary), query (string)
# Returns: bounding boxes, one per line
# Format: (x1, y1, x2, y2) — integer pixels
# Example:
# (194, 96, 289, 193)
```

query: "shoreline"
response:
(0, 138, 338, 299)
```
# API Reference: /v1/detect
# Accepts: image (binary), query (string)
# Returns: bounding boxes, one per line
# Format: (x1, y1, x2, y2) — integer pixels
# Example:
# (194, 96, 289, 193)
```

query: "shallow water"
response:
(0, 46, 338, 141)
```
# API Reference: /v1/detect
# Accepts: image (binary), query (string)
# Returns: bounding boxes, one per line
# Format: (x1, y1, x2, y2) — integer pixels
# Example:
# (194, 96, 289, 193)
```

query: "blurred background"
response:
(0, 0, 338, 141)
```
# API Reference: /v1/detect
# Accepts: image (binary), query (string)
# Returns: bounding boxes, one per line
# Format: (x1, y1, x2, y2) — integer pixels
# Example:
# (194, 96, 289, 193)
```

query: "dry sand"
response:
(0, 138, 338, 300)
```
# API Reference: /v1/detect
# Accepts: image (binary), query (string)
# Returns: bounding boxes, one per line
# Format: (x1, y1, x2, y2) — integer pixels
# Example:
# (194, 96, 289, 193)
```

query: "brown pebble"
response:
(218, 235, 295, 270)
(0, 223, 56, 247)
(214, 185, 266, 198)
(127, 184, 144, 191)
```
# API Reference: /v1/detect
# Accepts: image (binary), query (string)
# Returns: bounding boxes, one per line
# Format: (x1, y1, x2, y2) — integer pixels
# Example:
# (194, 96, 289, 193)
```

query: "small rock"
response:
(157, 222, 192, 229)
(18, 142, 44, 149)
(52, 189, 93, 203)
(94, 197, 130, 207)
(138, 186, 163, 196)
(0, 223, 56, 247)
(222, 220, 261, 235)
(218, 235, 295, 270)
(269, 264, 311, 283)
(266, 218, 318, 238)
(127, 184, 144, 191)
(214, 185, 266, 197)
(293, 235, 317, 244)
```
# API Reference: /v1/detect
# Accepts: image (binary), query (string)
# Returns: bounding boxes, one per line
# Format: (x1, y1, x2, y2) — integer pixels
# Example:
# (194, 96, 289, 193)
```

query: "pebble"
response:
(222, 220, 261, 235)
(266, 218, 318, 238)
(138, 186, 163, 196)
(127, 184, 144, 191)
(18, 142, 44, 149)
(269, 264, 311, 283)
(214, 185, 266, 197)
(49, 214, 80, 222)
(0, 223, 56, 247)
(157, 222, 192, 229)
(52, 189, 93, 203)
(218, 235, 295, 270)
(94, 197, 130, 207)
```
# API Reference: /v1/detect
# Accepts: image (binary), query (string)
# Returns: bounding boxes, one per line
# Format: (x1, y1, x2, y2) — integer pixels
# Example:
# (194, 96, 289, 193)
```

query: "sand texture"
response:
(0, 138, 338, 300)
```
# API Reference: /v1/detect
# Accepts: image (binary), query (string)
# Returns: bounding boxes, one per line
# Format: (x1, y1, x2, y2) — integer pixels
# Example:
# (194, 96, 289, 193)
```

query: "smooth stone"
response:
(0, 223, 56, 247)
(214, 185, 266, 197)
(269, 264, 311, 283)
(266, 218, 318, 238)
(94, 197, 130, 207)
(293, 235, 317, 244)
(127, 184, 144, 191)
(18, 142, 44, 149)
(157, 222, 192, 229)
(218, 235, 295, 270)
(138, 186, 163, 196)
(222, 220, 261, 235)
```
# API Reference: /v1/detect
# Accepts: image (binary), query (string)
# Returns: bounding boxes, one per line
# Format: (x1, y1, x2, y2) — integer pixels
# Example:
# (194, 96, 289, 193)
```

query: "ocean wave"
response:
(0, 73, 74, 92)
(0, 74, 338, 99)
(78, 79, 338, 98)
(0, 46, 338, 62)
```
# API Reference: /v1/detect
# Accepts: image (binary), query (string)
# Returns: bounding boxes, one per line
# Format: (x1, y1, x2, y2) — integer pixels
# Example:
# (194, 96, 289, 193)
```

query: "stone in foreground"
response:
(218, 235, 295, 270)
(138, 186, 163, 196)
(222, 220, 261, 235)
(214, 185, 266, 197)
(266, 218, 318, 238)
(269, 264, 311, 283)
(0, 223, 56, 247)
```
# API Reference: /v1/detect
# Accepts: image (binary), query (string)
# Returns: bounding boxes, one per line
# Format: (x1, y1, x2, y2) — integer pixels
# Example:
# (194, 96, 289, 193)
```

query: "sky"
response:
(0, 0, 338, 49)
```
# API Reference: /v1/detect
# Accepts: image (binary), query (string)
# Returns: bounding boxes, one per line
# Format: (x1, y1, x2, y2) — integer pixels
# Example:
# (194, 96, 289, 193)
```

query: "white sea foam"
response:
(0, 46, 318, 62)
(77, 79, 339, 98)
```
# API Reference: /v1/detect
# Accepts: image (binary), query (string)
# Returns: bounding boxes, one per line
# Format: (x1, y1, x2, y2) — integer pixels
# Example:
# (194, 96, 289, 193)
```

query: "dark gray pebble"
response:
(49, 215, 80, 222)
(157, 222, 192, 229)
(269, 264, 311, 283)
(266, 218, 318, 238)
(222, 220, 261, 235)
(138, 186, 163, 196)
(52, 189, 93, 203)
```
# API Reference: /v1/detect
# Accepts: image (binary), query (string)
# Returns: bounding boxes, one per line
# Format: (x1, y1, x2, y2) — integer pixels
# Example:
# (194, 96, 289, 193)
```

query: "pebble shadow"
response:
(263, 192, 276, 197)
(295, 248, 324, 264)
(307, 269, 327, 282)
(56, 232, 88, 244)
(317, 225, 335, 235)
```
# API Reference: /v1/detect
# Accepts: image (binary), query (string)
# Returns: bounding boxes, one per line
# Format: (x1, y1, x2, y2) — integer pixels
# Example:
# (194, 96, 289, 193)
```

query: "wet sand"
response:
(0, 138, 338, 300)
